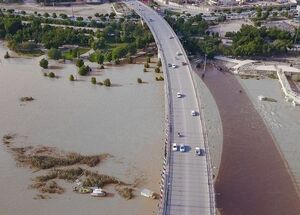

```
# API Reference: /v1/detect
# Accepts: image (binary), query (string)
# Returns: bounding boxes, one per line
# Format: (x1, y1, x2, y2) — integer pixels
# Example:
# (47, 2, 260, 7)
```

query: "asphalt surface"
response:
(126, 1, 212, 214)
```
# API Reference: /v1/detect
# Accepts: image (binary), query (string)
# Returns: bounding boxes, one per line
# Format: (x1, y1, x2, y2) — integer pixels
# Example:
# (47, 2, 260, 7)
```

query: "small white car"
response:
(169, 35, 174, 39)
(172, 143, 178, 151)
(179, 144, 185, 152)
(191, 110, 197, 116)
(172, 64, 177, 69)
(176, 51, 182, 56)
(177, 92, 183, 98)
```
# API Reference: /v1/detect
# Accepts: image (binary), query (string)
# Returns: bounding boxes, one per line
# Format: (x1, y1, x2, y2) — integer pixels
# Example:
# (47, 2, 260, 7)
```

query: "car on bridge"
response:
(195, 147, 205, 156)
(172, 143, 178, 151)
(191, 110, 197, 116)
(179, 144, 185, 152)
(177, 92, 183, 98)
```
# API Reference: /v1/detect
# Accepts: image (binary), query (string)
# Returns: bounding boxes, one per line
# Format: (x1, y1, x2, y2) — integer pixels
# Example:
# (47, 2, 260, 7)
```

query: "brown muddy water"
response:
(196, 65, 300, 215)
(0, 42, 164, 215)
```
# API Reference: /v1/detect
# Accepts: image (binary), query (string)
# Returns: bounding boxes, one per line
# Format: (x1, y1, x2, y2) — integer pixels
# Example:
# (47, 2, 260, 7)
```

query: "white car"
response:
(179, 144, 185, 152)
(177, 92, 183, 98)
(172, 64, 177, 69)
(169, 35, 174, 39)
(172, 143, 178, 151)
(191, 110, 197, 116)
(176, 51, 182, 56)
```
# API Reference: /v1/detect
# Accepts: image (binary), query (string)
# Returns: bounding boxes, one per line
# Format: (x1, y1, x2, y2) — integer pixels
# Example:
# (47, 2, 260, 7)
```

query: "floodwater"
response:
(0, 42, 164, 215)
(197, 65, 300, 215)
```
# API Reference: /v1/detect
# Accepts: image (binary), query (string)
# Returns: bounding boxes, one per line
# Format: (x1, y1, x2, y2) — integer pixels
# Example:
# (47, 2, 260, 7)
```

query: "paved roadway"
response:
(126, 1, 212, 214)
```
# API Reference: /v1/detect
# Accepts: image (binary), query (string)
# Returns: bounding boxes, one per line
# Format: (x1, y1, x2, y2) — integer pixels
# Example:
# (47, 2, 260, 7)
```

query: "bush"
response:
(76, 59, 84, 67)
(155, 67, 160, 73)
(100, 65, 104, 69)
(128, 56, 133, 64)
(4, 51, 10, 59)
(103, 78, 111, 87)
(48, 48, 62, 60)
(78, 65, 90, 76)
(146, 57, 151, 63)
(137, 78, 142, 83)
(91, 77, 97, 84)
(39, 58, 48, 69)
(48, 72, 55, 78)
(143, 68, 147, 72)
(155, 76, 164, 81)
(69, 75, 75, 81)
(144, 62, 150, 68)
(157, 59, 161, 67)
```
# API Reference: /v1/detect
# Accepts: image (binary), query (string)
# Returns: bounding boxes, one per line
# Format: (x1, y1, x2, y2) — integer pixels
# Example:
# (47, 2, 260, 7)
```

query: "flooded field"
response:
(0, 42, 164, 215)
(197, 65, 300, 215)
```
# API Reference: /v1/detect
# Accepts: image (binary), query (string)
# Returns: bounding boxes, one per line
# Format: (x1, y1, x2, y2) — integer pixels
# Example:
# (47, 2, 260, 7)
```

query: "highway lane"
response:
(126, 1, 213, 214)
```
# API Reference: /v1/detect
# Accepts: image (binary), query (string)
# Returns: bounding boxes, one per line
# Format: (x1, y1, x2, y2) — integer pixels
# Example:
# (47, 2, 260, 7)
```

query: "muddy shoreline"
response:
(196, 65, 300, 215)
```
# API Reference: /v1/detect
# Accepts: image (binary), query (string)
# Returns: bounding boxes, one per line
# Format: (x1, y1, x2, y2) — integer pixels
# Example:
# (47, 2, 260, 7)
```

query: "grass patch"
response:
(63, 47, 90, 60)
(267, 73, 278, 79)
(115, 186, 134, 200)
(20, 96, 34, 102)
(28, 153, 106, 169)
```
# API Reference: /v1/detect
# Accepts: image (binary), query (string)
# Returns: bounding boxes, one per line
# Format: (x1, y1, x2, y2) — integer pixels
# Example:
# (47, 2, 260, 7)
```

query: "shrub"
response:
(144, 62, 150, 68)
(103, 78, 111, 87)
(155, 67, 160, 73)
(76, 59, 84, 67)
(157, 59, 161, 67)
(48, 72, 55, 78)
(155, 76, 164, 81)
(78, 65, 90, 76)
(128, 56, 133, 64)
(91, 77, 97, 84)
(143, 68, 147, 72)
(137, 78, 142, 83)
(100, 65, 104, 69)
(39, 58, 48, 69)
(4, 51, 10, 59)
(146, 57, 151, 63)
(44, 73, 48, 77)
(48, 48, 62, 60)
(69, 75, 75, 81)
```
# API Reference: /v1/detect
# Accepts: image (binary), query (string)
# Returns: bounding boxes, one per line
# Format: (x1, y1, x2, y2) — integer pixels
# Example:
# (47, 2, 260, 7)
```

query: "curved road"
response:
(126, 1, 214, 214)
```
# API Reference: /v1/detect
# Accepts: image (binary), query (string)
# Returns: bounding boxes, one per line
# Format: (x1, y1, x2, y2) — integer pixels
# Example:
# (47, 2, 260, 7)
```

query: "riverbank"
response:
(0, 42, 164, 215)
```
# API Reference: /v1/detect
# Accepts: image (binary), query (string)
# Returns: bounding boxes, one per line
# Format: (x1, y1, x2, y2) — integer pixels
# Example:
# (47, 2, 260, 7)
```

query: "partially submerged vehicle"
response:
(141, 188, 156, 199)
(91, 188, 106, 197)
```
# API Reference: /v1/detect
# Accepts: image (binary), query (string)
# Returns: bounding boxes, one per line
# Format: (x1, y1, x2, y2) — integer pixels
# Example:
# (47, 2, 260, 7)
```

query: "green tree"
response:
(144, 62, 149, 68)
(105, 51, 112, 62)
(69, 74, 75, 81)
(103, 78, 111, 86)
(4, 51, 10, 59)
(91, 77, 97, 84)
(78, 65, 90, 76)
(157, 59, 162, 67)
(146, 57, 151, 63)
(39, 58, 48, 69)
(48, 72, 55, 78)
(48, 48, 62, 60)
(76, 59, 84, 67)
